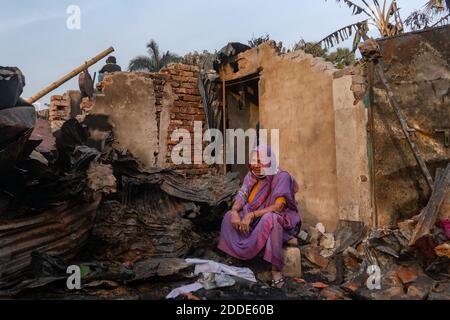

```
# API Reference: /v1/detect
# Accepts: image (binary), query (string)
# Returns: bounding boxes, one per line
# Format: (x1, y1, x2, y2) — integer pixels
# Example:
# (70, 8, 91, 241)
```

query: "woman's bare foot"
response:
(271, 270, 285, 289)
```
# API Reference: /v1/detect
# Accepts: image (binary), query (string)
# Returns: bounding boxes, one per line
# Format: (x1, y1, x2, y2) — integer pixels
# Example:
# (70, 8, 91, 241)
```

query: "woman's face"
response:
(249, 153, 264, 178)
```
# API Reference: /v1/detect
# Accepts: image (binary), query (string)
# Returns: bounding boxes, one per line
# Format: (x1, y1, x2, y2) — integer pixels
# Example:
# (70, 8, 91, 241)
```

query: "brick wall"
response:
(48, 93, 71, 130)
(48, 91, 87, 130)
(95, 65, 216, 176)
(47, 64, 216, 176)
(159, 64, 215, 175)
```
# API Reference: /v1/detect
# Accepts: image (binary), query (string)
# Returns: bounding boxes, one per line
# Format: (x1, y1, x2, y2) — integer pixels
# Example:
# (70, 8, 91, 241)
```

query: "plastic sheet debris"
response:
(166, 259, 257, 299)
(166, 282, 204, 300)
(186, 259, 257, 283)
(199, 273, 236, 290)
(0, 67, 25, 109)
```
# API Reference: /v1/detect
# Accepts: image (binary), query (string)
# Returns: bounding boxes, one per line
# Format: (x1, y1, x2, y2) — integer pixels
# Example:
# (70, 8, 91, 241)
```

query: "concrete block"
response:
(285, 238, 299, 247)
(283, 247, 302, 278)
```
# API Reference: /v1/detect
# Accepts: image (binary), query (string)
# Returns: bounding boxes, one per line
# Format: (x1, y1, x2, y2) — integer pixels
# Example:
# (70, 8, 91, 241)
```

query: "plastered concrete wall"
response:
(91, 72, 159, 167)
(333, 73, 372, 225)
(222, 43, 372, 230)
(223, 44, 340, 230)
(260, 50, 340, 230)
(89, 66, 215, 175)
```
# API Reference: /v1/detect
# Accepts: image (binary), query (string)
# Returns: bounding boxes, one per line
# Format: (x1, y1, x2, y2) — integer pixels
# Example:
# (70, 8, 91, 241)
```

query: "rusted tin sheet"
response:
(372, 25, 450, 226)
(0, 197, 101, 289)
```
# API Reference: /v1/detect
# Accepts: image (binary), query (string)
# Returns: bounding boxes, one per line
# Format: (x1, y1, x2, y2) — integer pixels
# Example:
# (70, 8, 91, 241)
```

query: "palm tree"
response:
(317, 0, 404, 52)
(406, 0, 449, 30)
(318, 0, 449, 51)
(128, 39, 182, 72)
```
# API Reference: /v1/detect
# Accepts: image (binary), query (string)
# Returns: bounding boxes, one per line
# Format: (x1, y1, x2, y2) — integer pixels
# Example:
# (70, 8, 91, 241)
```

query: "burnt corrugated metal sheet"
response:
(0, 198, 100, 289)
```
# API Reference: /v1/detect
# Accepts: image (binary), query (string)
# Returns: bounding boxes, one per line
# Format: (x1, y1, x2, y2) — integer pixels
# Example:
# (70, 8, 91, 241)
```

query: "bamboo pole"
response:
(27, 47, 115, 104)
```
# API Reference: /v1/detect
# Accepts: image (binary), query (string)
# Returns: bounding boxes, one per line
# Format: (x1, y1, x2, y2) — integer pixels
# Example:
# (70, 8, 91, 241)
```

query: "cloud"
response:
(0, 1, 105, 35)
(0, 11, 66, 35)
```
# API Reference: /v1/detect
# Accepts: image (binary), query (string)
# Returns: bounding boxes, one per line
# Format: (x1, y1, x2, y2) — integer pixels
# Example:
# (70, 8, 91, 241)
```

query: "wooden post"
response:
(27, 47, 115, 104)
(222, 71, 227, 175)
(368, 61, 379, 228)
(410, 164, 450, 246)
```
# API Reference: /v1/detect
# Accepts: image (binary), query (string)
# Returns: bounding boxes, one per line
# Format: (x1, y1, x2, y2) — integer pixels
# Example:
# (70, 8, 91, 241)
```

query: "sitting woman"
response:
(218, 145, 301, 288)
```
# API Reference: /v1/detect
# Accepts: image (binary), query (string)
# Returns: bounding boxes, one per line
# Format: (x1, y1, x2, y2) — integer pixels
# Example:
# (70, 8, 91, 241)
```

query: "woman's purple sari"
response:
(218, 146, 301, 271)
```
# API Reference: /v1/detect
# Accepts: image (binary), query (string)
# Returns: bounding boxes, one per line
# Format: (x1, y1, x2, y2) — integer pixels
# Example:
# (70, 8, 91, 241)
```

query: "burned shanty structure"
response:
(370, 26, 450, 227)
(202, 26, 450, 233)
(0, 25, 448, 300)
(0, 63, 240, 295)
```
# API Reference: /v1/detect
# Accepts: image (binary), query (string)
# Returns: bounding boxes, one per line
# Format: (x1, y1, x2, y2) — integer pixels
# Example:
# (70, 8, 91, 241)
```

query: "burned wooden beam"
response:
(410, 164, 450, 246)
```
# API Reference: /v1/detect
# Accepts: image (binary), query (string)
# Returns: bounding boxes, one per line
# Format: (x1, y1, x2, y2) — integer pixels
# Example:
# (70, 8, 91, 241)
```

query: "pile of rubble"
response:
(0, 67, 240, 297)
(1, 65, 448, 300)
(298, 213, 450, 300)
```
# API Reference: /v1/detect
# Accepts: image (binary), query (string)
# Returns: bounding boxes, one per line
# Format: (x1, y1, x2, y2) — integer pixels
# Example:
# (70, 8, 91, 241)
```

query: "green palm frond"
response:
(161, 51, 182, 68)
(129, 39, 181, 72)
(431, 12, 450, 26)
(425, 0, 449, 12)
(406, 0, 449, 29)
(128, 56, 156, 72)
(321, 1, 404, 52)
(314, 20, 369, 51)
(147, 40, 161, 70)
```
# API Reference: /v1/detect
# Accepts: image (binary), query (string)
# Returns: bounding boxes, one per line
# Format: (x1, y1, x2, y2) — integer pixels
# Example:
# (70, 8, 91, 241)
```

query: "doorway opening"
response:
(225, 74, 260, 181)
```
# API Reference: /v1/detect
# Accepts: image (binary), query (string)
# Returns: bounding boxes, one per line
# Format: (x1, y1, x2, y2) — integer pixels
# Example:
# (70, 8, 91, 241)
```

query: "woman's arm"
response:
(231, 201, 243, 214)
(240, 199, 286, 235)
(230, 201, 243, 230)
(252, 201, 285, 219)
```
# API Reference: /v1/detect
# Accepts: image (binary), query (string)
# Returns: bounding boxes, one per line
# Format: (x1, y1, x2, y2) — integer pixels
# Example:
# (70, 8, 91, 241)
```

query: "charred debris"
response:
(0, 31, 449, 300)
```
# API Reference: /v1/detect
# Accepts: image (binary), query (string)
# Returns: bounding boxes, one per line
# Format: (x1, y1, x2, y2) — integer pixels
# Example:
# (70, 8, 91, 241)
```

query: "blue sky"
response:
(0, 0, 426, 106)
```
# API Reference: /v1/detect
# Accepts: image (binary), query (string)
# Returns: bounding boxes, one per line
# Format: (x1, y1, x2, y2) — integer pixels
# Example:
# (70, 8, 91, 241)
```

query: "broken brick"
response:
(396, 265, 419, 285)
(312, 282, 329, 289)
(320, 286, 349, 300)
(434, 242, 450, 258)
(371, 287, 407, 300)
(303, 245, 329, 269)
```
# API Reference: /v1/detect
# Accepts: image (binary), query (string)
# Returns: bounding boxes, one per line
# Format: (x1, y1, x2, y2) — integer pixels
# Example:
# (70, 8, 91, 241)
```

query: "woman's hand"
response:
(230, 210, 241, 231)
(240, 212, 255, 236)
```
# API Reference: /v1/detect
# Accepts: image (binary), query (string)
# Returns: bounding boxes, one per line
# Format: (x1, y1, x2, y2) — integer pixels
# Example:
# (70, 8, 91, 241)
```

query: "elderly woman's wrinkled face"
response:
(249, 152, 264, 178)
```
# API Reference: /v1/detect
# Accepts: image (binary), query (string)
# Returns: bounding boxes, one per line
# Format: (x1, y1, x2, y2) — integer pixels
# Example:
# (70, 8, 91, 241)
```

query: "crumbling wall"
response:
(372, 26, 450, 227)
(90, 72, 160, 167)
(221, 43, 372, 230)
(48, 91, 82, 131)
(89, 64, 214, 175)
(161, 64, 212, 175)
(48, 93, 71, 130)
(333, 68, 372, 226)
